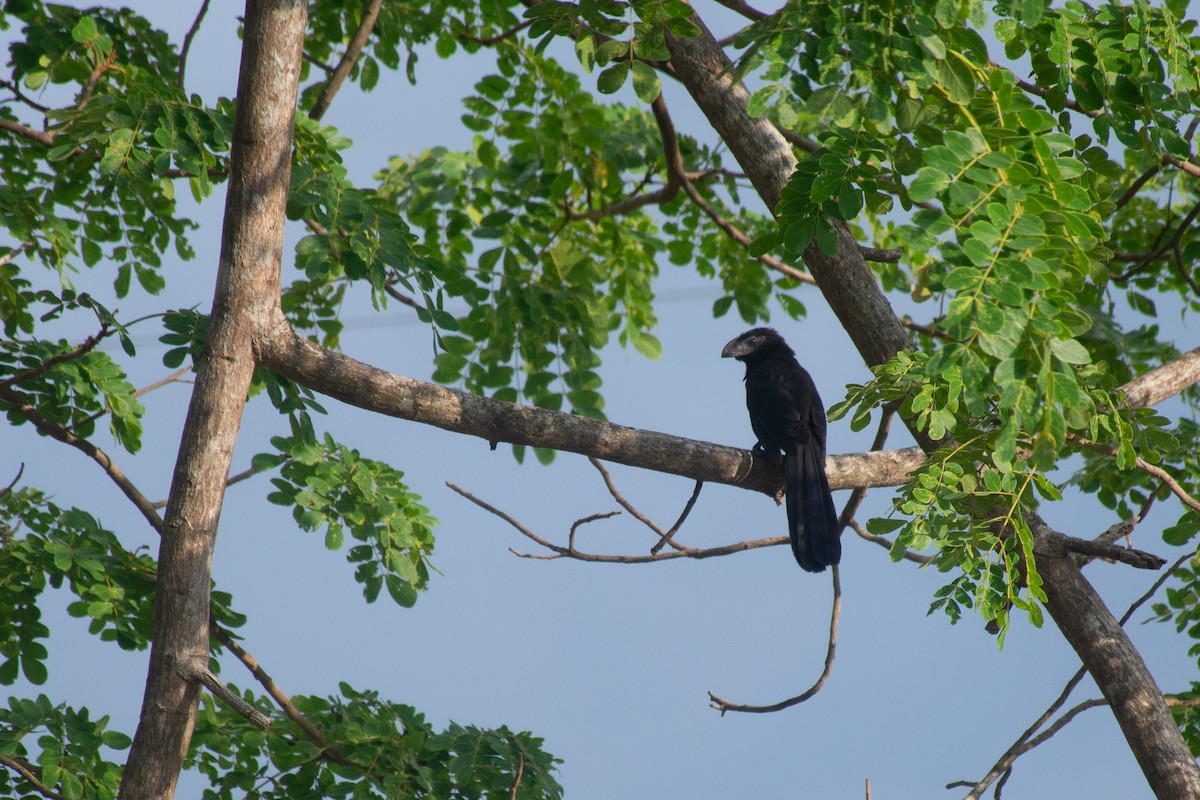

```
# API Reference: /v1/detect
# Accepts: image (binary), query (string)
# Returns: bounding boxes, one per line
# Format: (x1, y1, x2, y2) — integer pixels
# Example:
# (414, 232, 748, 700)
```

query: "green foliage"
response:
(5, 0, 1200, 789)
(1171, 682, 1200, 755)
(731, 0, 1200, 630)
(0, 694, 129, 800)
(0, 484, 246, 681)
(261, 420, 436, 608)
(0, 2, 220, 312)
(0, 304, 144, 453)
(188, 682, 562, 800)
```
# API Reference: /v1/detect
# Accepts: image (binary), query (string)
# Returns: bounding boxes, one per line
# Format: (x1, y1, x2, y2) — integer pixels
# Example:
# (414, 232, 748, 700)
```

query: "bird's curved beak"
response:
(721, 338, 742, 358)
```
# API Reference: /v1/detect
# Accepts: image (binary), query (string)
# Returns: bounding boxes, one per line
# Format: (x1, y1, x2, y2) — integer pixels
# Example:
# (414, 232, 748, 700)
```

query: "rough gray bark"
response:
(662, 15, 915, 377)
(1037, 534, 1200, 798)
(663, 13, 1200, 799)
(120, 2, 307, 797)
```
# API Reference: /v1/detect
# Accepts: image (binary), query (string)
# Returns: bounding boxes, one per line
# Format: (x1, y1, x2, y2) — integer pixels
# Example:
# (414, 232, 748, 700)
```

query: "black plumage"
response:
(722, 327, 840, 572)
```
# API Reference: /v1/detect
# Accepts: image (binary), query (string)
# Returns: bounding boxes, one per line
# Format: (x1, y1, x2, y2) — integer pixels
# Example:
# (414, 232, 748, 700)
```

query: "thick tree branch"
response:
(260, 323, 925, 494)
(0, 116, 55, 146)
(961, 549, 1194, 799)
(122, 3, 307, 798)
(181, 657, 272, 731)
(1120, 345, 1200, 409)
(1031, 517, 1200, 798)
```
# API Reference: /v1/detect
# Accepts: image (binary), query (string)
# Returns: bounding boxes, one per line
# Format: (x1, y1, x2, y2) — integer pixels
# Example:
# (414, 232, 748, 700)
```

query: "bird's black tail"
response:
(784, 444, 841, 573)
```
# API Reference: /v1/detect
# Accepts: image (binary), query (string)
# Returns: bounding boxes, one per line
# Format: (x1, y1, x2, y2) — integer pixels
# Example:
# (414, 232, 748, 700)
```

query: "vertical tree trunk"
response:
(120, 2, 306, 797)
(666, 14, 1200, 799)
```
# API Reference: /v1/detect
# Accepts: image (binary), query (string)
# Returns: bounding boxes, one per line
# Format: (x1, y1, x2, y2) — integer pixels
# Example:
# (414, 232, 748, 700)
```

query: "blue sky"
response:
(5, 2, 1198, 798)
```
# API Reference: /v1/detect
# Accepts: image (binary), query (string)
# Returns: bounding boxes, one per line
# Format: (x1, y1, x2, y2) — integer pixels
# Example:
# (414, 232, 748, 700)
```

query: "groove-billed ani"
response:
(722, 327, 840, 572)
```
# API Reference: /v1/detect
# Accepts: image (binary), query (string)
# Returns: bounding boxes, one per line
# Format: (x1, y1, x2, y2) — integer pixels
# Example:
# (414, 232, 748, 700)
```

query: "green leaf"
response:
(909, 167, 950, 202)
(596, 62, 630, 94)
(630, 60, 661, 102)
(1049, 338, 1090, 365)
(71, 16, 98, 43)
(936, 56, 975, 105)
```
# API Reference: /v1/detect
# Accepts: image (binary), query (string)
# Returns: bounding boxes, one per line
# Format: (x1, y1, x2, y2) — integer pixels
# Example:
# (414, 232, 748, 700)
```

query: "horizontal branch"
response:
(1031, 518, 1166, 571)
(260, 323, 924, 495)
(262, 328, 1200, 508)
(0, 116, 55, 146)
(1120, 345, 1200, 408)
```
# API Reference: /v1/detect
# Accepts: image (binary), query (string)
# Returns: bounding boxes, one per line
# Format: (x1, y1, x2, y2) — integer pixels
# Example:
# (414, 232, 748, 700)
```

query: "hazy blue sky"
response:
(5, 3, 1197, 798)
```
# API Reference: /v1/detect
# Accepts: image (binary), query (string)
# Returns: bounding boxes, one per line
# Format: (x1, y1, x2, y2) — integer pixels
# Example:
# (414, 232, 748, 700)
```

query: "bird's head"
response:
(720, 327, 790, 361)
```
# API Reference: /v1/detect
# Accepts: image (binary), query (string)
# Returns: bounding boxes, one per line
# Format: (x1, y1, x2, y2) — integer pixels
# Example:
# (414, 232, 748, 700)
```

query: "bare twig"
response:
(1111, 196, 1200, 280)
(0, 78, 50, 113)
(178, 0, 213, 87)
(708, 563, 841, 714)
(212, 626, 358, 766)
(456, 19, 535, 46)
(448, 481, 790, 562)
(1113, 163, 1161, 210)
(153, 463, 261, 510)
(0, 754, 69, 800)
(1068, 433, 1200, 514)
(508, 752, 525, 800)
(0, 241, 30, 269)
(0, 325, 118, 390)
(1, 464, 25, 499)
(1164, 153, 1200, 180)
(0, 383, 163, 533)
(650, 479, 704, 555)
(134, 365, 193, 399)
(566, 510, 623, 553)
(711, 0, 769, 21)
(850, 519, 933, 565)
(836, 403, 896, 532)
(588, 456, 697, 553)
(309, 0, 385, 122)
(898, 317, 954, 341)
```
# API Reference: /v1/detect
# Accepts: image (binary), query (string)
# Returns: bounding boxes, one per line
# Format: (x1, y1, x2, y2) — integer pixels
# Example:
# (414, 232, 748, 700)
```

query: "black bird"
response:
(722, 327, 840, 572)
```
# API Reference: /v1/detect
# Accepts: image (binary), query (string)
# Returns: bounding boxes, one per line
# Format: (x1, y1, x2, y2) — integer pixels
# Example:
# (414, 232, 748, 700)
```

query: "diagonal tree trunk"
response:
(120, 2, 307, 797)
(664, 13, 1200, 800)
